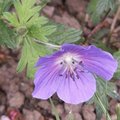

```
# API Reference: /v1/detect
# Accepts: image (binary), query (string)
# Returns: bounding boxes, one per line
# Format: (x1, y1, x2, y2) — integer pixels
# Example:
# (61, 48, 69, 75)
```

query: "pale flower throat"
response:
(56, 53, 84, 80)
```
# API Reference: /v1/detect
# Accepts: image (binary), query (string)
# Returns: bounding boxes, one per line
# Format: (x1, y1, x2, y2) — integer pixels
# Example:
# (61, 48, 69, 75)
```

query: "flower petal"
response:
(32, 65, 61, 99)
(35, 51, 64, 67)
(62, 44, 117, 80)
(81, 45, 118, 80)
(62, 44, 88, 54)
(57, 72, 96, 104)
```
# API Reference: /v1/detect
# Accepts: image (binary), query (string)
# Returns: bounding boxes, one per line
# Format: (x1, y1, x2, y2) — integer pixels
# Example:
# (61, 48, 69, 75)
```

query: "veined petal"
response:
(57, 72, 96, 104)
(35, 51, 64, 67)
(62, 44, 88, 54)
(81, 46, 118, 80)
(32, 65, 61, 99)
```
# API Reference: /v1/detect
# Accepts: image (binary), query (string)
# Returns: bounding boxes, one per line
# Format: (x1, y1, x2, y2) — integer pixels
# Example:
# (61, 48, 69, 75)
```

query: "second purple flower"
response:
(32, 44, 117, 104)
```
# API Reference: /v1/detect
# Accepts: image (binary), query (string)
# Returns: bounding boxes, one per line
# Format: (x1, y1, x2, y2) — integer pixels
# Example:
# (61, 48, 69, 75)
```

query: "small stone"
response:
(116, 80, 120, 87)
(23, 109, 34, 120)
(0, 115, 10, 120)
(33, 110, 44, 120)
(0, 105, 5, 115)
(65, 0, 87, 14)
(38, 101, 51, 112)
(64, 103, 82, 113)
(19, 82, 33, 97)
(82, 104, 96, 120)
(8, 82, 19, 93)
(73, 113, 82, 120)
(56, 104, 64, 116)
(48, 118, 54, 120)
(53, 12, 81, 29)
(101, 115, 107, 120)
(0, 90, 7, 105)
(42, 6, 55, 17)
(111, 115, 117, 120)
(109, 99, 117, 114)
(51, 0, 62, 6)
(23, 109, 44, 120)
(101, 116, 105, 120)
(8, 92, 25, 108)
(65, 0, 87, 22)
(62, 113, 82, 120)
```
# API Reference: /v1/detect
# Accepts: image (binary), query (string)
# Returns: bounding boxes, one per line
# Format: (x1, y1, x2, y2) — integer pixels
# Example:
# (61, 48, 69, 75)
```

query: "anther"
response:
(72, 61, 75, 64)
(79, 61, 82, 64)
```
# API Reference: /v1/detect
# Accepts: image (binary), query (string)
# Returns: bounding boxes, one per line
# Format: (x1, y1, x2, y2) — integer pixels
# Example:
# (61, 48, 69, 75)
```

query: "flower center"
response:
(63, 53, 75, 65)
(57, 53, 84, 80)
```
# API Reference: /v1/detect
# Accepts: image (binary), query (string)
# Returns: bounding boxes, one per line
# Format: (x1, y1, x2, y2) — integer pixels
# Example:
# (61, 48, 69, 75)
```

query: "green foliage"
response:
(66, 113, 74, 120)
(2, 0, 57, 77)
(0, 0, 13, 14)
(1, 0, 85, 78)
(3, 0, 55, 42)
(87, 0, 100, 24)
(49, 24, 83, 44)
(90, 77, 119, 119)
(87, 0, 116, 24)
(17, 36, 50, 78)
(29, 24, 56, 42)
(3, 0, 41, 27)
(116, 104, 120, 120)
(113, 51, 120, 79)
(0, 1, 15, 48)
(0, 20, 16, 48)
(92, 28, 115, 53)
(50, 98, 60, 120)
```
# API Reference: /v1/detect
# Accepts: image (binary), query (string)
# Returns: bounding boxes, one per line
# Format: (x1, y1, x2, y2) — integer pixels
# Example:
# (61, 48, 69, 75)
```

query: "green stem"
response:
(116, 104, 120, 120)
(67, 111, 74, 120)
(49, 98, 60, 120)
(95, 93, 111, 120)
(33, 39, 61, 49)
(105, 81, 108, 120)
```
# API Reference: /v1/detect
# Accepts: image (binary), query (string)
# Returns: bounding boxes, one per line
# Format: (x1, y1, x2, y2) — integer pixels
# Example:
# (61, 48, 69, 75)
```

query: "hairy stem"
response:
(95, 93, 111, 120)
(49, 98, 60, 120)
(33, 39, 61, 49)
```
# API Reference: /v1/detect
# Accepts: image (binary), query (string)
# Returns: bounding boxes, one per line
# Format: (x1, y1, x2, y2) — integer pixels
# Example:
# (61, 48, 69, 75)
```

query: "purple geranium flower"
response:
(32, 44, 117, 104)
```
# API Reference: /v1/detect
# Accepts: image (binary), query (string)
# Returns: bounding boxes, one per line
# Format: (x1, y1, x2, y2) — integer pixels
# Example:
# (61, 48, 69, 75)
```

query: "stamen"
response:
(60, 62, 63, 65)
(57, 53, 84, 81)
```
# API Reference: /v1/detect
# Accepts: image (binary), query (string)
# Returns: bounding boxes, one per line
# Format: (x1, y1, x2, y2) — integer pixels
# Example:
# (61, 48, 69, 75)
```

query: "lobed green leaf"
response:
(49, 24, 82, 44)
(0, 20, 16, 48)
(87, 0, 116, 24)
(17, 36, 50, 78)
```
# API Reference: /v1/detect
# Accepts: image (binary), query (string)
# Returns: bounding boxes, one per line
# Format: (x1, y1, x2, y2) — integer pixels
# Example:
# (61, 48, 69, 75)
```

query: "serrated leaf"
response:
(17, 40, 28, 72)
(3, 12, 20, 27)
(49, 24, 82, 44)
(14, 0, 41, 25)
(3, 0, 42, 28)
(17, 36, 50, 78)
(26, 15, 48, 27)
(0, 0, 13, 14)
(0, 20, 16, 48)
(87, 0, 101, 24)
(87, 0, 116, 24)
(29, 25, 56, 42)
(96, 0, 114, 15)
(96, 77, 119, 99)
(3, 0, 53, 44)
(90, 77, 119, 119)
